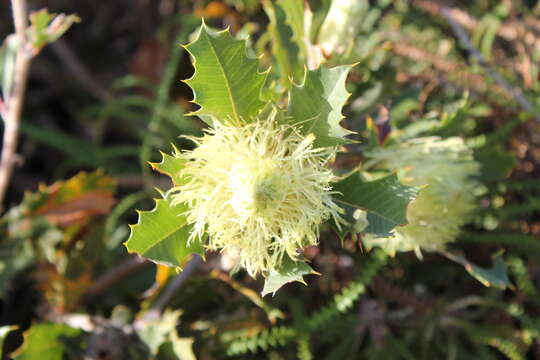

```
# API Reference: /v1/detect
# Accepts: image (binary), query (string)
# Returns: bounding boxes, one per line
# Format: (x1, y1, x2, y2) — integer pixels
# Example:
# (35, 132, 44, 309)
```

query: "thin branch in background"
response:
(139, 255, 202, 322)
(51, 38, 111, 102)
(440, 7, 540, 123)
(0, 0, 32, 209)
(139, 30, 189, 188)
(413, 0, 540, 51)
(79, 256, 151, 305)
(0, 97, 6, 119)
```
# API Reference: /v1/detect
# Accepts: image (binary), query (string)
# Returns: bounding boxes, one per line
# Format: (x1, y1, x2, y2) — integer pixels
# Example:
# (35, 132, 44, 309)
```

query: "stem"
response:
(0, 0, 31, 208)
(139, 255, 202, 322)
(79, 256, 151, 305)
(440, 7, 540, 122)
(139, 31, 188, 188)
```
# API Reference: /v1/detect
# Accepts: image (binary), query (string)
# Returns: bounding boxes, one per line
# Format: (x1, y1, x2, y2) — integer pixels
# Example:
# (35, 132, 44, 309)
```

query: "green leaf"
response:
(183, 23, 267, 126)
(29, 9, 80, 53)
(277, 0, 305, 50)
(287, 65, 354, 147)
(475, 146, 515, 181)
(125, 196, 203, 268)
(139, 310, 182, 355)
(317, 0, 368, 56)
(443, 251, 511, 289)
(263, 1, 303, 85)
(332, 173, 419, 237)
(13, 323, 80, 360)
(262, 256, 317, 297)
(150, 148, 187, 186)
(167, 331, 196, 360)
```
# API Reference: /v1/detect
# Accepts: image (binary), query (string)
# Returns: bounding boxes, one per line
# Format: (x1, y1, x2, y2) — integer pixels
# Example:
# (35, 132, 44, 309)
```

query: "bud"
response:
(364, 137, 480, 256)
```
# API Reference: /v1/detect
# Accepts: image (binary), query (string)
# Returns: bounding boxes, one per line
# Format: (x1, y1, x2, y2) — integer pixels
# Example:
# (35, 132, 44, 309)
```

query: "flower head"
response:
(364, 137, 480, 256)
(172, 120, 343, 276)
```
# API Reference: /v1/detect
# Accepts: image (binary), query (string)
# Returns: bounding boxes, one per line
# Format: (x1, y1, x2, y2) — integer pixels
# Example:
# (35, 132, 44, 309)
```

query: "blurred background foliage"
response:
(1, 0, 540, 359)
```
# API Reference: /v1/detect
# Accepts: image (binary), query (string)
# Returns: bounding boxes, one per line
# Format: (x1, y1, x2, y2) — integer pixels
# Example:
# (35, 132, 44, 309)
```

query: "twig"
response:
(51, 39, 111, 101)
(0, 97, 6, 119)
(0, 0, 32, 208)
(412, 0, 540, 51)
(79, 256, 151, 304)
(139, 30, 189, 188)
(140, 255, 202, 322)
(440, 7, 540, 122)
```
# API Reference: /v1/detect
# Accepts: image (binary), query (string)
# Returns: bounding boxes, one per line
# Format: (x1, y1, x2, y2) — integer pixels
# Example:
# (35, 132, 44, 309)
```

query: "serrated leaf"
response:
(150, 148, 186, 186)
(183, 23, 267, 126)
(288, 65, 354, 147)
(264, 1, 303, 85)
(332, 173, 419, 237)
(125, 196, 203, 268)
(443, 251, 511, 289)
(12, 323, 81, 360)
(277, 0, 305, 50)
(262, 256, 317, 296)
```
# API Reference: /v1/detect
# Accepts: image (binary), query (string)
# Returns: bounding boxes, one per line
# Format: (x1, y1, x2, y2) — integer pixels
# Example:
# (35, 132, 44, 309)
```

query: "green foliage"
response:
(3, 1, 540, 359)
(263, 1, 303, 84)
(125, 195, 204, 268)
(287, 65, 354, 147)
(332, 173, 419, 237)
(225, 250, 386, 355)
(262, 255, 317, 297)
(28, 9, 80, 53)
(183, 23, 267, 125)
(443, 251, 512, 289)
(13, 323, 81, 360)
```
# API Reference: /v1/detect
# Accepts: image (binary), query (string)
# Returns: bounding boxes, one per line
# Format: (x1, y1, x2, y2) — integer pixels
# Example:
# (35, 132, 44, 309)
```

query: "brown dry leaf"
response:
(37, 191, 115, 227)
(32, 171, 116, 228)
(35, 263, 93, 314)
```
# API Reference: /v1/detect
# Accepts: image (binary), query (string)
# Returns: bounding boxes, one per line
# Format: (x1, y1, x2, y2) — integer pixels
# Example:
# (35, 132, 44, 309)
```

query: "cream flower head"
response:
(364, 137, 480, 257)
(171, 119, 343, 276)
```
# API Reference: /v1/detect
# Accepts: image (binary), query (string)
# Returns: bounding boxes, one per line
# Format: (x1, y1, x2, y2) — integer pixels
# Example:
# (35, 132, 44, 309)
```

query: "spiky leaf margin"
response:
(125, 195, 203, 268)
(332, 173, 419, 238)
(183, 22, 268, 126)
(288, 65, 354, 147)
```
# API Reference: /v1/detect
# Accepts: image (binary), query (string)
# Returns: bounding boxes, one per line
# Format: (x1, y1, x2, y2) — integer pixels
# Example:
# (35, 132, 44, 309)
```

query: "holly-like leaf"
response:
(263, 1, 303, 85)
(150, 148, 186, 186)
(262, 256, 317, 297)
(12, 323, 81, 360)
(183, 22, 267, 126)
(287, 65, 354, 147)
(443, 251, 512, 289)
(125, 196, 203, 268)
(332, 173, 419, 237)
(278, 0, 306, 52)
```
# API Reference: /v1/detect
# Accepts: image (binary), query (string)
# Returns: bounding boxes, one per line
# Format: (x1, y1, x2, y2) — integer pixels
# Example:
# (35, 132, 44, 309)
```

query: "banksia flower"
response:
(364, 137, 480, 256)
(171, 119, 343, 276)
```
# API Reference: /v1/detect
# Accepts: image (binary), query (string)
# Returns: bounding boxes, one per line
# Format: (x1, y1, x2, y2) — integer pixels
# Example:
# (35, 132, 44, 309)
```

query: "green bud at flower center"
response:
(254, 173, 284, 213)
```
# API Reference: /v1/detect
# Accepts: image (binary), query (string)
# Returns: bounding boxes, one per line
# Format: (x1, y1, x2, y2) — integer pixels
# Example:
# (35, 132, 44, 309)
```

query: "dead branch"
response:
(412, 0, 540, 51)
(0, 0, 32, 208)
(440, 7, 540, 122)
